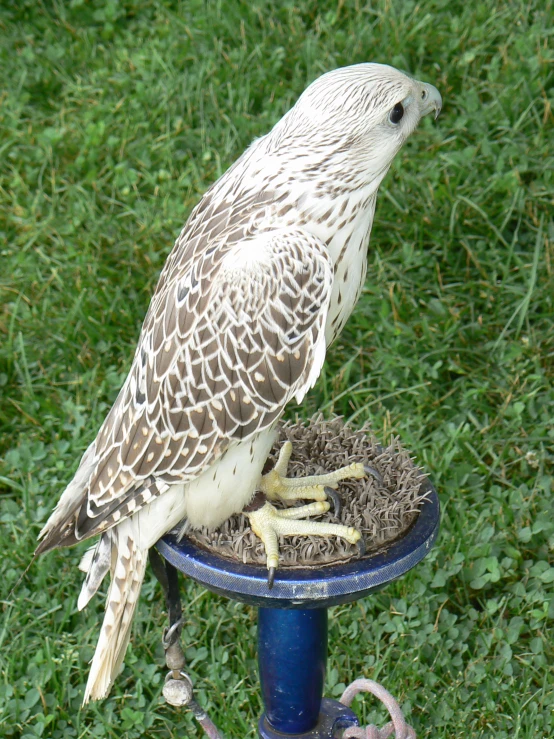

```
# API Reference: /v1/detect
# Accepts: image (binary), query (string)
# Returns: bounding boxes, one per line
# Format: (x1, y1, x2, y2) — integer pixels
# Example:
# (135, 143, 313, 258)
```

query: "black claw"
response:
(324, 486, 341, 517)
(364, 464, 383, 485)
(267, 567, 276, 589)
(356, 537, 366, 558)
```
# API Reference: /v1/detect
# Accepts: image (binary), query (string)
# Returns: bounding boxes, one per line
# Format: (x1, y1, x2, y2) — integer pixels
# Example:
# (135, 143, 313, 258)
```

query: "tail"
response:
(78, 533, 113, 610)
(81, 523, 148, 704)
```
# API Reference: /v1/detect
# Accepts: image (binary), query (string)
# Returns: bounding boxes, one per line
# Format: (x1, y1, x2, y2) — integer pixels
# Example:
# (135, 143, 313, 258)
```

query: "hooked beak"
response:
(420, 83, 442, 120)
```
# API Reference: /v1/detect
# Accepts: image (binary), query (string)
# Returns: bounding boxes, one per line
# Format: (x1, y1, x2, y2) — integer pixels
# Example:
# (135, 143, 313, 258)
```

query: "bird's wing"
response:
(37, 227, 333, 552)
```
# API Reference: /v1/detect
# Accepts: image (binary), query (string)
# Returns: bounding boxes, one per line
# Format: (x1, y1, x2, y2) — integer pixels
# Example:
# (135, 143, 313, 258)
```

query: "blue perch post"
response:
(157, 480, 439, 738)
(258, 608, 330, 736)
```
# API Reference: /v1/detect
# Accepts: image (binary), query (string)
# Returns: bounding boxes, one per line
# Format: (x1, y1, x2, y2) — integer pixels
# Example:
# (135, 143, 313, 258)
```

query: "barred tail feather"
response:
(82, 526, 147, 704)
(78, 533, 113, 611)
(78, 545, 97, 574)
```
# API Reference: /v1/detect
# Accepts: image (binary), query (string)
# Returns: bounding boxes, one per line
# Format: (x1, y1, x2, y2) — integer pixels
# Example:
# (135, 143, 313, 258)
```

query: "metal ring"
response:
(162, 617, 184, 648)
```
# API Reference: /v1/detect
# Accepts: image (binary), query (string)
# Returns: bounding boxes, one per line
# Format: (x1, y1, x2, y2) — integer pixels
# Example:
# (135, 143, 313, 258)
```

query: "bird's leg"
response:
(247, 497, 363, 588)
(247, 441, 380, 587)
(259, 441, 372, 514)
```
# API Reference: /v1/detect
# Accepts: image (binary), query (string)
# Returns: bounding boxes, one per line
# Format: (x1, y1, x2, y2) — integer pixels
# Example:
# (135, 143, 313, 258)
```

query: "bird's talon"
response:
(364, 464, 383, 485)
(356, 537, 366, 558)
(267, 567, 276, 589)
(324, 486, 341, 517)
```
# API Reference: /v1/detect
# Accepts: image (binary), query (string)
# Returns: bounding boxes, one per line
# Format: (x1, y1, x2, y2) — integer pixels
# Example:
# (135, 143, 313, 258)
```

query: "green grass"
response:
(1, 0, 553, 737)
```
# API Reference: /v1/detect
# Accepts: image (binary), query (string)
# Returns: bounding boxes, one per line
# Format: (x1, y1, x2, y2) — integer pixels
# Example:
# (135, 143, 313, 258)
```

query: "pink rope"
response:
(340, 678, 416, 739)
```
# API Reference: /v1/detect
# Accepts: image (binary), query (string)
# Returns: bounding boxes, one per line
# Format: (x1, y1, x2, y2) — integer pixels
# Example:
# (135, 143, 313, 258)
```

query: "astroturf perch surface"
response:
(0, 1, 552, 737)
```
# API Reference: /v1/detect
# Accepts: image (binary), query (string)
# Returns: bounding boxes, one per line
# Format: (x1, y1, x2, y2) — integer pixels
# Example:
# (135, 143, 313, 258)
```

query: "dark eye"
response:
(389, 102, 404, 124)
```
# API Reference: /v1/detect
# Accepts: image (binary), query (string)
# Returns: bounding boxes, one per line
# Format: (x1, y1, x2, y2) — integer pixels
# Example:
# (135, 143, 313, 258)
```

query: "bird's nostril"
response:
(421, 89, 428, 100)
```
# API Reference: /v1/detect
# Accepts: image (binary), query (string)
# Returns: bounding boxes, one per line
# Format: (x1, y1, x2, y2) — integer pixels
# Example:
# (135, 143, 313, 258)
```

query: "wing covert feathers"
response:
(38, 226, 333, 550)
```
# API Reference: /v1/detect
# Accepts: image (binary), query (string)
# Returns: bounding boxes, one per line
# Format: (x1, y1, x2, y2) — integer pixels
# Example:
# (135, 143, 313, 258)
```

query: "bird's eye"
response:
(389, 102, 404, 124)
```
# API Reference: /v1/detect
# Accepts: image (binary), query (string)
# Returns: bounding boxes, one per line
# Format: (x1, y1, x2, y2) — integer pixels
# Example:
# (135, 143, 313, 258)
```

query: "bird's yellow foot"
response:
(248, 441, 380, 587)
(259, 440, 376, 515)
(247, 499, 364, 588)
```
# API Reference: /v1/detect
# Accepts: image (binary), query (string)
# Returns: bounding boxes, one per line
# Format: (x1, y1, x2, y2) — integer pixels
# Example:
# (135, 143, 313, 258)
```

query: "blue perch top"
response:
(157, 479, 439, 609)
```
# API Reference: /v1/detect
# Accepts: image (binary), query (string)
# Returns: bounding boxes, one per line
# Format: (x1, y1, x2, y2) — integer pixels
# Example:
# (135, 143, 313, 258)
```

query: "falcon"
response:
(36, 63, 442, 702)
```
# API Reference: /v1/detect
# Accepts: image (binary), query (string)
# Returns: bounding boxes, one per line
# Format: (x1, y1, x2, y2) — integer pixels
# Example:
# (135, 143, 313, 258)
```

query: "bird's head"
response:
(268, 63, 442, 189)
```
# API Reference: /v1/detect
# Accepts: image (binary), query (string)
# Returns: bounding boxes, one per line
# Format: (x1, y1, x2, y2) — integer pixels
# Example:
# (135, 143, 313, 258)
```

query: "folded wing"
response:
(37, 227, 333, 553)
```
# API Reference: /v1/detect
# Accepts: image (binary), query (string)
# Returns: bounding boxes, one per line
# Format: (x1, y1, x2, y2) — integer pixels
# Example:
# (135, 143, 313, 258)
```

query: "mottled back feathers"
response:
(37, 219, 332, 552)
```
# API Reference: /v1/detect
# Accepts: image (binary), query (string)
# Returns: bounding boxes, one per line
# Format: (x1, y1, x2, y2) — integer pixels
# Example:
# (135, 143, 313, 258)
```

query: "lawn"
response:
(0, 1, 552, 737)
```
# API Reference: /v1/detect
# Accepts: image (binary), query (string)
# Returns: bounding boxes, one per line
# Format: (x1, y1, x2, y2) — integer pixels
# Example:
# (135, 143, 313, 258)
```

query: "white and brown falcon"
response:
(37, 63, 441, 702)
